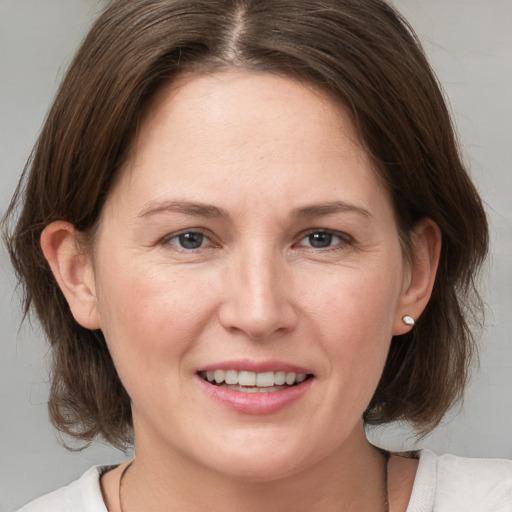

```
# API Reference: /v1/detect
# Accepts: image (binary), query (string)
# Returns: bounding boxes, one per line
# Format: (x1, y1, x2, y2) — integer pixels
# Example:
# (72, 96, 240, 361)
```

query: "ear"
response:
(393, 218, 441, 335)
(40, 221, 101, 330)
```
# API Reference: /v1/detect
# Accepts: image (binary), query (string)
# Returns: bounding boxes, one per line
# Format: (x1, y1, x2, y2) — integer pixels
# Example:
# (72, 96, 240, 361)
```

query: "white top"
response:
(17, 450, 512, 511)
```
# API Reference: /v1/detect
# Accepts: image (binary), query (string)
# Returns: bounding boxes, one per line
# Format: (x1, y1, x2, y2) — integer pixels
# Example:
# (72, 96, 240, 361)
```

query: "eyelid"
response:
(157, 227, 353, 252)
(294, 228, 353, 249)
(160, 228, 218, 250)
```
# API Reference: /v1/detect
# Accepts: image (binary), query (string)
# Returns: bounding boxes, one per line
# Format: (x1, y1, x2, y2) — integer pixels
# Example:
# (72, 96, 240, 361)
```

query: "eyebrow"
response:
(137, 200, 228, 219)
(136, 199, 372, 221)
(292, 201, 373, 219)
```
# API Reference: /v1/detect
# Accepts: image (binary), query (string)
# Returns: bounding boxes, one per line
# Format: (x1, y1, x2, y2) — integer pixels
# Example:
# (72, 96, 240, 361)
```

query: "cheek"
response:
(306, 265, 401, 336)
(93, 261, 218, 376)
(304, 267, 401, 394)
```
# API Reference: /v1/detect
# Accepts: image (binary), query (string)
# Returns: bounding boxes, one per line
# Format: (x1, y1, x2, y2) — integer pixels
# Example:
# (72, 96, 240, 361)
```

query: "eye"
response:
(163, 231, 210, 250)
(296, 230, 351, 250)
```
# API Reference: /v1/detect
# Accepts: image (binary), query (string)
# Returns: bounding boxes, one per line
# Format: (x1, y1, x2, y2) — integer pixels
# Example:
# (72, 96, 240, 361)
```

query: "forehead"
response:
(104, 71, 390, 221)
(139, 71, 362, 148)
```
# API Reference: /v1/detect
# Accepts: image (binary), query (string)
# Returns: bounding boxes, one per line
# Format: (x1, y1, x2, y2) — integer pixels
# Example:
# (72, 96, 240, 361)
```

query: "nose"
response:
(218, 247, 298, 340)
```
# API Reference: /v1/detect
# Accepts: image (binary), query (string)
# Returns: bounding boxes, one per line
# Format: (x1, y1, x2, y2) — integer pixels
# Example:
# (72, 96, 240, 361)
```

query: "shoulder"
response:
(17, 466, 111, 512)
(408, 449, 512, 511)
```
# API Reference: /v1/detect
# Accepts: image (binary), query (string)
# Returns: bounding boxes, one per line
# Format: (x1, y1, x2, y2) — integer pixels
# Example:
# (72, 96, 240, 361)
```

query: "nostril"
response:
(218, 304, 299, 341)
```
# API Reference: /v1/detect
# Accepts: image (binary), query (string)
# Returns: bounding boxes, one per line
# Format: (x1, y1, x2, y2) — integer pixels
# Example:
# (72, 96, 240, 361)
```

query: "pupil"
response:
(309, 232, 332, 248)
(179, 232, 204, 249)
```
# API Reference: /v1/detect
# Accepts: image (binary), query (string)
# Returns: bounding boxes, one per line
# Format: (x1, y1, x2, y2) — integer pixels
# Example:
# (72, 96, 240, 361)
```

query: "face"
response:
(86, 72, 411, 480)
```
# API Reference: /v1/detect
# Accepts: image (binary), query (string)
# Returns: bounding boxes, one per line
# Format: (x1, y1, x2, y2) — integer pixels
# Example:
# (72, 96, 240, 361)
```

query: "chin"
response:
(193, 431, 328, 483)
(211, 456, 306, 483)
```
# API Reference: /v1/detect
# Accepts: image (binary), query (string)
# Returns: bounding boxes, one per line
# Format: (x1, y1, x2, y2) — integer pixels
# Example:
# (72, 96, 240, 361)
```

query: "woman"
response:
(3, 0, 510, 510)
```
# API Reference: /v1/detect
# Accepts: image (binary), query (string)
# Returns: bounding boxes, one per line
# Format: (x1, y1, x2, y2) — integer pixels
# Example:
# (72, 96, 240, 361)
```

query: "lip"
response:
(196, 359, 314, 415)
(198, 359, 311, 374)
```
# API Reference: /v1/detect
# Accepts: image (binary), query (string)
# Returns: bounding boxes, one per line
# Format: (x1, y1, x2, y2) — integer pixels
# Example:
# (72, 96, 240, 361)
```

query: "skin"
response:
(41, 72, 440, 511)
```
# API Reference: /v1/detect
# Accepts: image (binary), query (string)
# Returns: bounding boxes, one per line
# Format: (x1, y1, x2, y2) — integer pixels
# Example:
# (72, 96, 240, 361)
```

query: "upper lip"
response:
(197, 359, 312, 375)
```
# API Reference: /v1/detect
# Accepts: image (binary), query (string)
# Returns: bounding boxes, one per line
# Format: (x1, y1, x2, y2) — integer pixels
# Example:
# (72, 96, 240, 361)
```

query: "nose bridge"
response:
(219, 241, 296, 340)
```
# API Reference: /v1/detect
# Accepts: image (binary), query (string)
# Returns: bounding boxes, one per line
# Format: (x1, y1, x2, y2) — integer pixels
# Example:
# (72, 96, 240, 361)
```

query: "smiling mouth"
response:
(198, 370, 312, 393)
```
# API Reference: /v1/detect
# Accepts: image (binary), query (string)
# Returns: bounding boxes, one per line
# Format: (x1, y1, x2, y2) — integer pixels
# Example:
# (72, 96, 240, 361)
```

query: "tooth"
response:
(214, 369, 225, 384)
(256, 372, 275, 387)
(241, 386, 260, 393)
(285, 372, 296, 385)
(238, 371, 256, 386)
(274, 371, 286, 385)
(225, 370, 238, 385)
(258, 386, 280, 392)
(207, 369, 309, 387)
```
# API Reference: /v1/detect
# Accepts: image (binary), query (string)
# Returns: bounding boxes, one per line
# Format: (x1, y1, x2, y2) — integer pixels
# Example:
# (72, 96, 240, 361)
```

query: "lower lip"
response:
(197, 375, 313, 415)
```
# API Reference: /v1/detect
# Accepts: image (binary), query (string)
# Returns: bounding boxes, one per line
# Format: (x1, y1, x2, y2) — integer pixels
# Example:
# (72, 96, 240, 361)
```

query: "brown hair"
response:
(3, 0, 488, 447)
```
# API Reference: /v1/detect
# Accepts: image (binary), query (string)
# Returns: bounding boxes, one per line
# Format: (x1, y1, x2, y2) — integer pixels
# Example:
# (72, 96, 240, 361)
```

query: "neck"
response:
(120, 424, 388, 512)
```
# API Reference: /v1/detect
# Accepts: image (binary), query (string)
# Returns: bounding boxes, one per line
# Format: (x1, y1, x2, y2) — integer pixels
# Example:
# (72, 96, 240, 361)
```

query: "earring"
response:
(402, 315, 415, 326)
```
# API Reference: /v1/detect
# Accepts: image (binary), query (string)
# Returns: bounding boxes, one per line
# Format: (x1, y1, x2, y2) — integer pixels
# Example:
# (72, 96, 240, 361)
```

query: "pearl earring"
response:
(402, 315, 415, 327)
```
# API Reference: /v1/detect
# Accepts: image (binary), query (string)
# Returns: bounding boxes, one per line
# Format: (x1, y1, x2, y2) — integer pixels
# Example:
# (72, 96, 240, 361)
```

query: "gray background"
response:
(1, 0, 511, 510)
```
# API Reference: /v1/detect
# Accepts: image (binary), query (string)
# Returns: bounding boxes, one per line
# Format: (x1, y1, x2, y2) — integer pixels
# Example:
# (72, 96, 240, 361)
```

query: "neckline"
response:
(93, 449, 434, 512)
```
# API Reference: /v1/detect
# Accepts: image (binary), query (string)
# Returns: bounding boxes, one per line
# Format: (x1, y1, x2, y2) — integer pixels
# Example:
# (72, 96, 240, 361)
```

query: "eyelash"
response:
(160, 229, 214, 251)
(294, 229, 353, 251)
(159, 229, 353, 252)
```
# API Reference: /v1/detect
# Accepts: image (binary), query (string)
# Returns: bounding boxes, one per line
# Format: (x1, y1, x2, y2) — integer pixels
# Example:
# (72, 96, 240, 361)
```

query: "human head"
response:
(3, 0, 488, 448)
